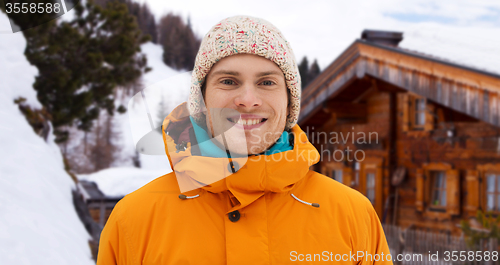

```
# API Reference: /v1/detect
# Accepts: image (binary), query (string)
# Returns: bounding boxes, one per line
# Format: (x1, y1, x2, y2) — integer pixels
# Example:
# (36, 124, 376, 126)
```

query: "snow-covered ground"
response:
(0, 11, 94, 265)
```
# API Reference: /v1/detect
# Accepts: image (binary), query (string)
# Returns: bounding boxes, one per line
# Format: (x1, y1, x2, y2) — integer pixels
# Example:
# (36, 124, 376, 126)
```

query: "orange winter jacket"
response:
(97, 102, 393, 264)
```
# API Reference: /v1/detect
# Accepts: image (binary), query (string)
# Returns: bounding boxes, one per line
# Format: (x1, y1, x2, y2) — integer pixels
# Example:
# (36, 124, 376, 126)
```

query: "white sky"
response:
(1, 0, 499, 72)
(137, 0, 500, 73)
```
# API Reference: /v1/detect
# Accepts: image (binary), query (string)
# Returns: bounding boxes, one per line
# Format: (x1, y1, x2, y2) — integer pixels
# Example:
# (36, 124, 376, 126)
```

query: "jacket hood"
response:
(162, 102, 320, 212)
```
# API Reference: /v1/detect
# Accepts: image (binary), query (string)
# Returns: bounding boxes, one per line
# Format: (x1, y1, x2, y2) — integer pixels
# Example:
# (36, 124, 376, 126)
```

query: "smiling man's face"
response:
(204, 53, 289, 155)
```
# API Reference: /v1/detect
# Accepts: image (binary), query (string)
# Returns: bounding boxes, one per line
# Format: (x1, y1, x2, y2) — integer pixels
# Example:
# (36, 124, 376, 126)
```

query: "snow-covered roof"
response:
(77, 181, 106, 202)
(399, 23, 500, 76)
(77, 167, 169, 197)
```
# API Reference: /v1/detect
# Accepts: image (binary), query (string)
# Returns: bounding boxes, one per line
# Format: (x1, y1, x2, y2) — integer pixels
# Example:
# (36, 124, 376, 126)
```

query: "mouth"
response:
(227, 117, 268, 129)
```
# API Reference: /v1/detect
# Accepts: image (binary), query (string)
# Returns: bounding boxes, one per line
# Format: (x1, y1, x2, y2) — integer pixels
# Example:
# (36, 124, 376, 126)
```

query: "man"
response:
(97, 15, 393, 264)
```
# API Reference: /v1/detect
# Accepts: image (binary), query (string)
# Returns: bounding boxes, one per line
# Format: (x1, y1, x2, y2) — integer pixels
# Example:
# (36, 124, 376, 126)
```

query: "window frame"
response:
(477, 164, 500, 215)
(365, 170, 376, 204)
(353, 161, 360, 187)
(321, 161, 350, 187)
(429, 170, 447, 210)
(331, 169, 343, 183)
(484, 172, 500, 212)
(417, 163, 460, 220)
(403, 93, 435, 133)
(413, 97, 427, 129)
(409, 95, 426, 130)
(359, 157, 384, 217)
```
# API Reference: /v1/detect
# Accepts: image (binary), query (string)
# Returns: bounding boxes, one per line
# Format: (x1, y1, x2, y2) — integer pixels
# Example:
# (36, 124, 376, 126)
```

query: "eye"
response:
(261, 80, 275, 86)
(221, 79, 236, 85)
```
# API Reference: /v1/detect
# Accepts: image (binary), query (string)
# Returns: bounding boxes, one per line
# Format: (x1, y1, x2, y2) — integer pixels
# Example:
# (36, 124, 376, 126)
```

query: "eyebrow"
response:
(211, 70, 283, 78)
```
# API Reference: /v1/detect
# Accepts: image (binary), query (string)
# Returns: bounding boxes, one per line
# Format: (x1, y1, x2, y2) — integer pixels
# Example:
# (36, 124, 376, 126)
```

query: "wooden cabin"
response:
(299, 30, 500, 235)
(76, 180, 122, 228)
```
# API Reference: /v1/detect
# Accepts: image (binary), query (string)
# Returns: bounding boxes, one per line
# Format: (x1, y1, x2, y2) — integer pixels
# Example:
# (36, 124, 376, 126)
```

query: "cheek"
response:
(277, 95, 289, 117)
(205, 89, 232, 109)
(204, 90, 215, 108)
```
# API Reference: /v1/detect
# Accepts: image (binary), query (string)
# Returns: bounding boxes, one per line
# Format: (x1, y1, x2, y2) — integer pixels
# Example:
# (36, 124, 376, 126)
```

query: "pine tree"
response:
(184, 16, 201, 70)
(298, 56, 309, 89)
(159, 13, 200, 70)
(93, 0, 158, 43)
(308, 59, 321, 85)
(140, 3, 158, 43)
(19, 0, 150, 143)
(155, 92, 170, 128)
(0, 0, 59, 32)
(132, 150, 141, 168)
(89, 113, 119, 171)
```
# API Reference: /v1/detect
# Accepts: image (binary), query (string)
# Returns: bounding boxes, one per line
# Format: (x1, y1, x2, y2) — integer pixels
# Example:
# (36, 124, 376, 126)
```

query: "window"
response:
(321, 162, 351, 187)
(366, 172, 375, 204)
(331, 169, 343, 183)
(414, 98, 426, 127)
(476, 165, 500, 214)
(354, 161, 360, 186)
(358, 157, 383, 217)
(430, 171, 446, 208)
(402, 93, 434, 132)
(410, 96, 427, 130)
(415, 163, 460, 218)
(485, 173, 500, 211)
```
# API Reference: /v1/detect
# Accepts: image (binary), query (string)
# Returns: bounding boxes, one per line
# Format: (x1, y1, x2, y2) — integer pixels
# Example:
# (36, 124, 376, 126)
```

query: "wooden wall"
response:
(89, 207, 114, 227)
(313, 84, 500, 235)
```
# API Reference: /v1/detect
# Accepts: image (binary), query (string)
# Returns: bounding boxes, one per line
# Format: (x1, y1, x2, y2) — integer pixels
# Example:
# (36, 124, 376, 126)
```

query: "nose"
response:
(234, 86, 262, 111)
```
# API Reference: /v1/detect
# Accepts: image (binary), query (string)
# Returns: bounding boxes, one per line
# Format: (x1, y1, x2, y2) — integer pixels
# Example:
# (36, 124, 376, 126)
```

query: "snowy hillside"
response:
(115, 42, 188, 172)
(0, 11, 94, 265)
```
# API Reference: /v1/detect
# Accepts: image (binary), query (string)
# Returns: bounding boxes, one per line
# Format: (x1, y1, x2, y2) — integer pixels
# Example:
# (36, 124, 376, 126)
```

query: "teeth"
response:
(232, 118, 264, 125)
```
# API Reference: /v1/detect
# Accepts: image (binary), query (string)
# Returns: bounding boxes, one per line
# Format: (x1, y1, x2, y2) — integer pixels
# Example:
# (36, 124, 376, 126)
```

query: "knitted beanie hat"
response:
(187, 15, 301, 131)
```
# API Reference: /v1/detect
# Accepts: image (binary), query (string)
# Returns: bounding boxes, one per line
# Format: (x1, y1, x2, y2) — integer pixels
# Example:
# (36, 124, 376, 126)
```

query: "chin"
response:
(248, 147, 265, 155)
(213, 130, 248, 156)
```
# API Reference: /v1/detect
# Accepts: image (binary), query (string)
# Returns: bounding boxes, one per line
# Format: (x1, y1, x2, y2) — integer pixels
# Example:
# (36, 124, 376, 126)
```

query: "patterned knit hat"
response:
(188, 15, 301, 130)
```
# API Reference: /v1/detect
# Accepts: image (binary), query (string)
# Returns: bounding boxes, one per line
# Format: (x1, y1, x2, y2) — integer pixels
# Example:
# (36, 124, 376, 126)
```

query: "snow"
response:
(400, 22, 500, 75)
(112, 42, 187, 171)
(141, 42, 183, 87)
(78, 167, 169, 197)
(0, 11, 94, 265)
(2, 6, 496, 259)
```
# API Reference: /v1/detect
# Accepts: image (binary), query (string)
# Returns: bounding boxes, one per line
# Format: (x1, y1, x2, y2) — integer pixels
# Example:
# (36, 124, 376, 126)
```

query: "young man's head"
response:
(188, 16, 301, 155)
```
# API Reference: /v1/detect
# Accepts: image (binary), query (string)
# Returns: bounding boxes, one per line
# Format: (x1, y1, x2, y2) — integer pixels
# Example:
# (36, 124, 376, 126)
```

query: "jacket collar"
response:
(162, 102, 320, 211)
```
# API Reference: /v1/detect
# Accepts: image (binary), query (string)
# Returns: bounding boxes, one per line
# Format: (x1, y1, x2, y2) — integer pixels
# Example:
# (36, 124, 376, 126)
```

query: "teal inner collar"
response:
(189, 116, 293, 158)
